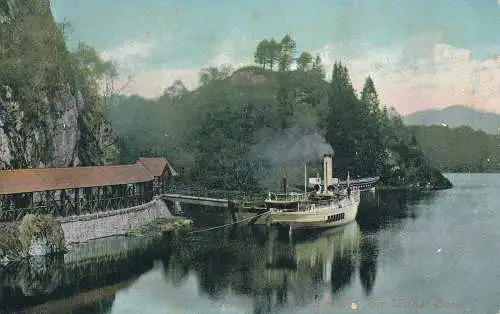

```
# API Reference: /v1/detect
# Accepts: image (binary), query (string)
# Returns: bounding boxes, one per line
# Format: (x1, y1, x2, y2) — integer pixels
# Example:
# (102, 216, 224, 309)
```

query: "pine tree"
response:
(254, 40, 268, 68)
(266, 38, 280, 70)
(297, 52, 313, 71)
(278, 34, 296, 72)
(360, 76, 388, 175)
(311, 54, 325, 79)
(324, 62, 361, 176)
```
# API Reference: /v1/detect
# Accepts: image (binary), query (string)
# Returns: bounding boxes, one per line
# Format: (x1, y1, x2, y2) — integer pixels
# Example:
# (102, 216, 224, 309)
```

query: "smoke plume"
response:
(247, 126, 333, 188)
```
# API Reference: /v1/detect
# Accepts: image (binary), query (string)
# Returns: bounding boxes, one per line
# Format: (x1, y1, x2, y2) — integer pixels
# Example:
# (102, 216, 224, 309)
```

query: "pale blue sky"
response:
(51, 0, 499, 67)
(50, 0, 500, 113)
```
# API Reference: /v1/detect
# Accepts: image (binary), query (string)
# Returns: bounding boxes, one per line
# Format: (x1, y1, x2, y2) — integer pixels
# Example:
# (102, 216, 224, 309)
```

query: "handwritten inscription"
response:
(310, 297, 463, 310)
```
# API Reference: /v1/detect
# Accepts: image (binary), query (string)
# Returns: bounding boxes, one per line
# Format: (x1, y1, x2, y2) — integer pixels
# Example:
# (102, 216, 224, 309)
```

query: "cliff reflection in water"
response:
(0, 235, 163, 314)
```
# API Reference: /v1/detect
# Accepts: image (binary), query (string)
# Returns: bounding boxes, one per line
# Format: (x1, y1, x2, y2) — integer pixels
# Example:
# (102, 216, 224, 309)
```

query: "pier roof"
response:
(0, 156, 177, 195)
(137, 157, 178, 177)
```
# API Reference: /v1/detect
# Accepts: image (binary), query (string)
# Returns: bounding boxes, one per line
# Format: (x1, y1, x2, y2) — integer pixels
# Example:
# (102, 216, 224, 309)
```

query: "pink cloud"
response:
(113, 68, 200, 98)
(318, 39, 500, 115)
(104, 34, 253, 99)
(373, 45, 499, 115)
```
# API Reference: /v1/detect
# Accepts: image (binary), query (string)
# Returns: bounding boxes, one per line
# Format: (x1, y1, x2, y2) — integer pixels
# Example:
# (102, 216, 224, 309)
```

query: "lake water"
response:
(1, 173, 499, 314)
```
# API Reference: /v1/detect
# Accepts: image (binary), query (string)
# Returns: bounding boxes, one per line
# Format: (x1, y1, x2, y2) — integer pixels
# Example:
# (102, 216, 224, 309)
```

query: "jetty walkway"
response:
(161, 186, 264, 208)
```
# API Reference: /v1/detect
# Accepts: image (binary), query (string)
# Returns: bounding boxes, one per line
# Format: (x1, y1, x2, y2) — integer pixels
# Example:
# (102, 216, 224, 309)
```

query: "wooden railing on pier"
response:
(0, 194, 148, 222)
(161, 186, 265, 208)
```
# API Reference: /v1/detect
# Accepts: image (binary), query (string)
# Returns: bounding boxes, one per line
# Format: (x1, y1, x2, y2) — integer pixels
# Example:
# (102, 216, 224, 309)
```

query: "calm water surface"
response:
(1, 173, 499, 314)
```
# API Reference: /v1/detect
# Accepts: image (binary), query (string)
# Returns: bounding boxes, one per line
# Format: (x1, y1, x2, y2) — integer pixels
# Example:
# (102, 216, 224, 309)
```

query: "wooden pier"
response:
(161, 193, 232, 208)
(160, 186, 267, 224)
(161, 186, 264, 208)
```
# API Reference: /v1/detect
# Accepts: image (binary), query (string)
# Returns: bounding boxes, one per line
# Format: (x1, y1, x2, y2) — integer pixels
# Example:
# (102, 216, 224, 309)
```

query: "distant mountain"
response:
(403, 105, 500, 135)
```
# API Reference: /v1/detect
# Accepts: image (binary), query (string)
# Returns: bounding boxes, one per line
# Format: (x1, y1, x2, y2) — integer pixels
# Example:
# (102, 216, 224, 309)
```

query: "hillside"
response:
(0, 0, 118, 169)
(403, 105, 500, 135)
(408, 125, 500, 173)
(105, 35, 452, 191)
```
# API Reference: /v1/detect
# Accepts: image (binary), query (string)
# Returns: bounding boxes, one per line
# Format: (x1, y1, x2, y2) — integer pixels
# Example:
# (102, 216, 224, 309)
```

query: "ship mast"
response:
(304, 163, 307, 195)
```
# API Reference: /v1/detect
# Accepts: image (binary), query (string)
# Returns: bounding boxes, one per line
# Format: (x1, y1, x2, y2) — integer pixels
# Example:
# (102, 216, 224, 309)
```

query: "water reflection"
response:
(359, 235, 378, 297)
(159, 221, 372, 313)
(0, 235, 163, 313)
(0, 189, 441, 314)
(356, 189, 440, 232)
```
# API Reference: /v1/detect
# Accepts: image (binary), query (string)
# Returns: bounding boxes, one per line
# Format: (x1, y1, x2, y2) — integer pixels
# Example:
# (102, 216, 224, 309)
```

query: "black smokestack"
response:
(282, 169, 287, 194)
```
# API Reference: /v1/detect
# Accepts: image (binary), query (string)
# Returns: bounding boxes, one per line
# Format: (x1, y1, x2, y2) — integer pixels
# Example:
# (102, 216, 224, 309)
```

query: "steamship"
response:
(265, 154, 361, 232)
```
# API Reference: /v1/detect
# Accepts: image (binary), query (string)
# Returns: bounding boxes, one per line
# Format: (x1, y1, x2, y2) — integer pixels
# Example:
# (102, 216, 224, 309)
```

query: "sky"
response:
(50, 0, 500, 114)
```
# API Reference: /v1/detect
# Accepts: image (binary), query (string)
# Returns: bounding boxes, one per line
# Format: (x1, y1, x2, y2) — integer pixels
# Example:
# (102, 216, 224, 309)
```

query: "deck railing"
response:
(0, 194, 148, 222)
(266, 192, 309, 202)
(268, 187, 361, 211)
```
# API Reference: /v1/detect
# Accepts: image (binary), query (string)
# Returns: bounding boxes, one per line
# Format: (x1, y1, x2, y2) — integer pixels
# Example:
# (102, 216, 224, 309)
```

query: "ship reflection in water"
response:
(262, 222, 365, 311)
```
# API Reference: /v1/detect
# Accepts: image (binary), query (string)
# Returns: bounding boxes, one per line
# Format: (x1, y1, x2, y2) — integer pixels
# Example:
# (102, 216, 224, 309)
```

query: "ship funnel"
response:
(282, 169, 287, 194)
(323, 154, 333, 191)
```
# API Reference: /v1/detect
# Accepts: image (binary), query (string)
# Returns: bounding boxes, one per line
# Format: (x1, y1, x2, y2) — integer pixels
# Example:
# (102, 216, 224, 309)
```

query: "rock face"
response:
(18, 214, 66, 256)
(51, 84, 84, 167)
(0, 214, 65, 265)
(0, 0, 118, 169)
(0, 84, 86, 169)
(0, 117, 12, 168)
(0, 222, 23, 265)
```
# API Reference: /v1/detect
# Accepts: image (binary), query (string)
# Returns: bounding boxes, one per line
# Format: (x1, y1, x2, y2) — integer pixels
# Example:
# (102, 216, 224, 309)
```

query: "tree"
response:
(278, 34, 296, 72)
(72, 41, 117, 95)
(199, 65, 233, 85)
(254, 39, 268, 68)
(163, 80, 188, 99)
(409, 133, 418, 147)
(265, 38, 280, 71)
(297, 52, 313, 71)
(311, 54, 325, 79)
(0, 1, 12, 19)
(324, 62, 363, 176)
(253, 37, 283, 71)
(360, 76, 388, 175)
(361, 77, 381, 115)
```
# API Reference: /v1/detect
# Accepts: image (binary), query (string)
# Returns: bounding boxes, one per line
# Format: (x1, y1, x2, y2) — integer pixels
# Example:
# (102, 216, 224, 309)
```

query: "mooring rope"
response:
(186, 210, 271, 234)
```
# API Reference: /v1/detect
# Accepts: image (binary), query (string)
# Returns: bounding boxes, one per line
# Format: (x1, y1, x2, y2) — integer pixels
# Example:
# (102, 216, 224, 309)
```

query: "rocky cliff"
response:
(0, 0, 118, 169)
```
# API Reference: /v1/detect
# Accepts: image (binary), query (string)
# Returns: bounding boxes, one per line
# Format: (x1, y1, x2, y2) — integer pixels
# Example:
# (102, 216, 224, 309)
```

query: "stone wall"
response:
(58, 198, 171, 244)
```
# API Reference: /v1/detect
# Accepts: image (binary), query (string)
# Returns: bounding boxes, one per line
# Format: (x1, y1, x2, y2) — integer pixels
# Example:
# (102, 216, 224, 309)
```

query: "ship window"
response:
(327, 213, 345, 222)
(326, 213, 346, 222)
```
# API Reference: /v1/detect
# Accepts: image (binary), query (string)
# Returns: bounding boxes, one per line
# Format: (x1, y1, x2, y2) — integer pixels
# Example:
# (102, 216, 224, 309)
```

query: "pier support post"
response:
(228, 200, 237, 223)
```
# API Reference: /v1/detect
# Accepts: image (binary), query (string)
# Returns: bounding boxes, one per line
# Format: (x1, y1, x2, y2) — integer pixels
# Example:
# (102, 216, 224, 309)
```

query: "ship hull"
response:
(269, 197, 360, 230)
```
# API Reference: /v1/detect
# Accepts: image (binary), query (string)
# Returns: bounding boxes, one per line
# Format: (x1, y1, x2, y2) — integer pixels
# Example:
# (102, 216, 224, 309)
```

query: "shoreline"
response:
(0, 216, 193, 268)
(376, 184, 453, 192)
(126, 216, 193, 237)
